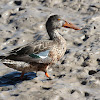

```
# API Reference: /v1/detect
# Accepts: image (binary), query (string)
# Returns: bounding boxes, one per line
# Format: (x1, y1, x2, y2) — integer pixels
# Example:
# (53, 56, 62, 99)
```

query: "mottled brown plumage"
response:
(0, 15, 81, 79)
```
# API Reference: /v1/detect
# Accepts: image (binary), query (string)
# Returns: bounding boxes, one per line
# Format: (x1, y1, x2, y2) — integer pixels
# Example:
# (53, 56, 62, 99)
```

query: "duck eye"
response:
(57, 18, 61, 21)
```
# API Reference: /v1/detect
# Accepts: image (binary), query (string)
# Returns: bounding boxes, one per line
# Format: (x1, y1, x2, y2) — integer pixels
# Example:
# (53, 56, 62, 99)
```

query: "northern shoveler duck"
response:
(0, 15, 81, 79)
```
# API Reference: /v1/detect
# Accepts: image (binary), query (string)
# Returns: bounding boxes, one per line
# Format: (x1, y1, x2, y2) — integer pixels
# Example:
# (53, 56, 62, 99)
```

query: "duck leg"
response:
(45, 72, 52, 80)
(44, 64, 50, 78)
(45, 72, 50, 78)
(20, 71, 25, 79)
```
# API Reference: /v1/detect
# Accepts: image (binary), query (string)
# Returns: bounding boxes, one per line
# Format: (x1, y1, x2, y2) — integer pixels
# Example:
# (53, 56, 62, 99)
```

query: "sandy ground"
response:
(0, 0, 100, 100)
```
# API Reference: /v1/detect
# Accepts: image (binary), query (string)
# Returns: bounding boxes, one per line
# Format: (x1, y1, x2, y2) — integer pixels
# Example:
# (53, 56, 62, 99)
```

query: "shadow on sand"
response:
(0, 71, 36, 87)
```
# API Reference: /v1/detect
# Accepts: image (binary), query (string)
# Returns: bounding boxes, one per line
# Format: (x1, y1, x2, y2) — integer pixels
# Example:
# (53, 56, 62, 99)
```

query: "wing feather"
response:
(4, 40, 54, 63)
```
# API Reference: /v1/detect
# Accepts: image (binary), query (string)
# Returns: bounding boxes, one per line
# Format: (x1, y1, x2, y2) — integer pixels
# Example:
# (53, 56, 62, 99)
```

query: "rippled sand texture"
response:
(0, 0, 100, 100)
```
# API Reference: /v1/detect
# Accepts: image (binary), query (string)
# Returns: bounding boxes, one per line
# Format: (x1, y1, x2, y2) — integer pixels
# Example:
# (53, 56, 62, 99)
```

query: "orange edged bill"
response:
(63, 21, 81, 30)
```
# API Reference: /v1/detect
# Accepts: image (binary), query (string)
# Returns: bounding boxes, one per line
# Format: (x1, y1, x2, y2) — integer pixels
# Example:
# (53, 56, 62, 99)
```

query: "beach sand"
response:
(0, 0, 100, 100)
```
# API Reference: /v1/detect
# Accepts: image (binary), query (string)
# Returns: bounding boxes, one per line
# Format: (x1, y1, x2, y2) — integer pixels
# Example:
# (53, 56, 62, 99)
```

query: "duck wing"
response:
(1, 40, 54, 64)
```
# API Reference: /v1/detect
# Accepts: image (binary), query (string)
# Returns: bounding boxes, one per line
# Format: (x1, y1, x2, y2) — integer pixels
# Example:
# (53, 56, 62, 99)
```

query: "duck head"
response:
(46, 15, 81, 40)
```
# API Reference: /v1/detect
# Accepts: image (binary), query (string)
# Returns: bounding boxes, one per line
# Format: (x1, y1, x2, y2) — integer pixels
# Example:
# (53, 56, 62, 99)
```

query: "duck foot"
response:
(45, 72, 52, 80)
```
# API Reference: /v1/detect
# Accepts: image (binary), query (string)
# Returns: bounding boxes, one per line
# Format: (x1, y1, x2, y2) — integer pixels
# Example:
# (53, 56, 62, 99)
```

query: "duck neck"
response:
(48, 29, 65, 43)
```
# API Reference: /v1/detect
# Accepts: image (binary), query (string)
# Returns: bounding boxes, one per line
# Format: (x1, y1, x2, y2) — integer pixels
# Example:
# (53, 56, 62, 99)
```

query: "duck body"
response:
(0, 15, 80, 78)
(1, 33, 67, 78)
